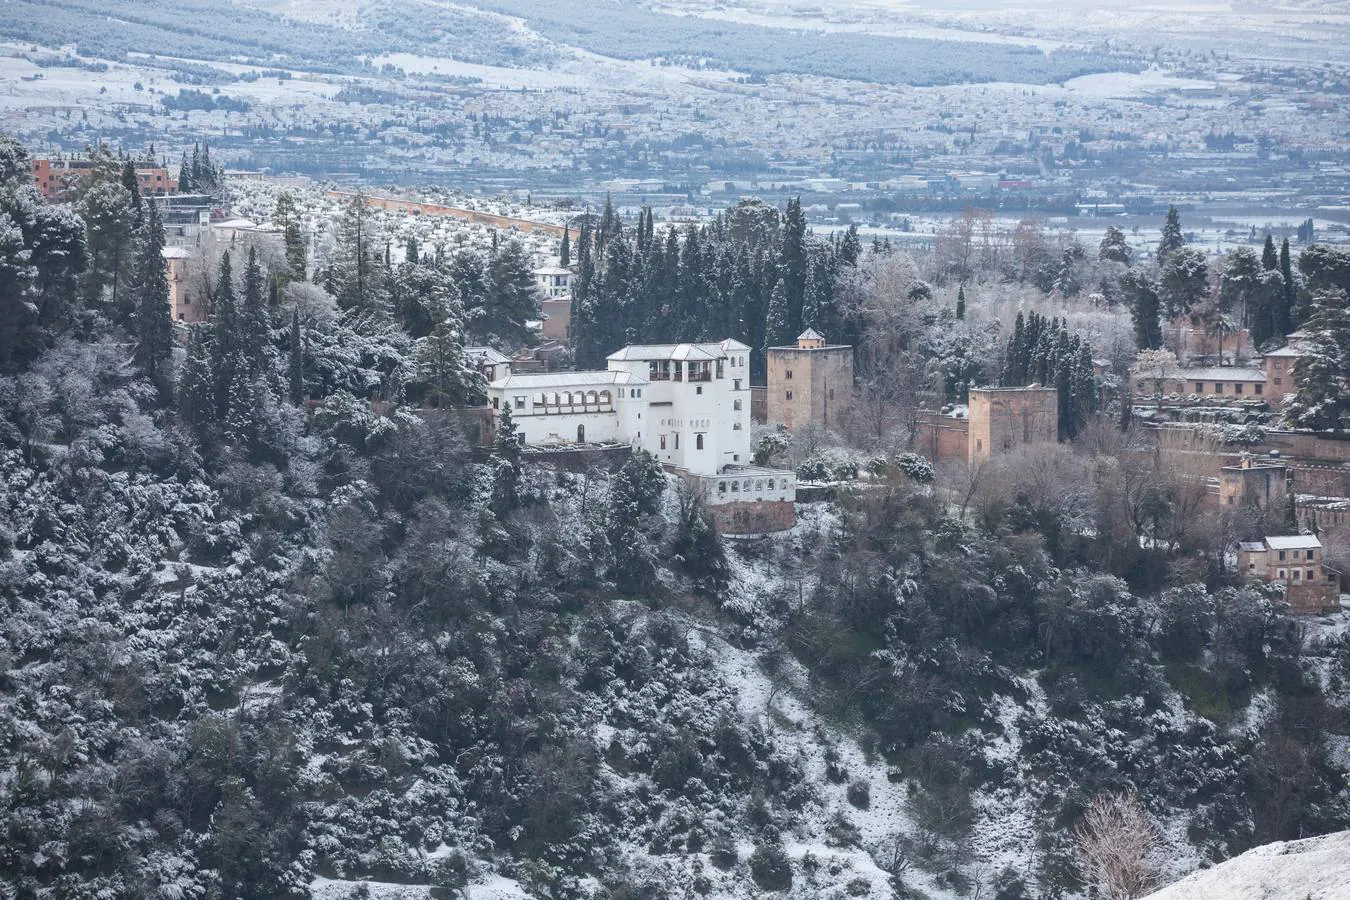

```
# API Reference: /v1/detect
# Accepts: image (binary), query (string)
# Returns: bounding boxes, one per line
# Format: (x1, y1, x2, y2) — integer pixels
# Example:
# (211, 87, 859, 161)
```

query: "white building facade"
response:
(532, 266, 573, 299)
(487, 339, 795, 532)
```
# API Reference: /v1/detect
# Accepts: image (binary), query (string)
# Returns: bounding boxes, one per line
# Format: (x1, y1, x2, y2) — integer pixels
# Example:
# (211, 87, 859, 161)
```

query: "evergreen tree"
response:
(839, 223, 862, 267)
(1220, 247, 1264, 329)
(1286, 295, 1350, 432)
(778, 198, 808, 335)
(240, 245, 271, 378)
(177, 151, 192, 193)
(78, 179, 138, 316)
(179, 325, 215, 427)
(491, 404, 524, 516)
(1262, 234, 1279, 272)
(1278, 239, 1296, 336)
(415, 289, 473, 408)
(559, 225, 571, 268)
(224, 357, 261, 449)
(272, 191, 307, 282)
(955, 283, 966, 321)
(1099, 225, 1132, 266)
(1123, 271, 1163, 350)
(1159, 248, 1209, 319)
(481, 239, 539, 346)
(288, 306, 304, 406)
(120, 159, 143, 227)
(763, 277, 790, 353)
(131, 201, 174, 394)
(211, 251, 239, 419)
(1157, 205, 1184, 264)
(190, 142, 202, 189)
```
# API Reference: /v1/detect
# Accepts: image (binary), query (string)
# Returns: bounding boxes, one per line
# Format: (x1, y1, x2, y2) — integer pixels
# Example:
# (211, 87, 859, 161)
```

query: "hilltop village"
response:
(3, 140, 1350, 900)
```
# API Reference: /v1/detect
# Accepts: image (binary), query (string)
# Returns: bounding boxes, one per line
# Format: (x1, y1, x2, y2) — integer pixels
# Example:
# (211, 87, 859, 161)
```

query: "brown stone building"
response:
(1237, 535, 1340, 614)
(1219, 454, 1289, 512)
(766, 329, 853, 432)
(967, 386, 1058, 465)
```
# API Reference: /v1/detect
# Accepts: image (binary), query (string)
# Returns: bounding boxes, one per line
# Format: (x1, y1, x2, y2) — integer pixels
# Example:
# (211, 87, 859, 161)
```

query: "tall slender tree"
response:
(131, 201, 174, 394)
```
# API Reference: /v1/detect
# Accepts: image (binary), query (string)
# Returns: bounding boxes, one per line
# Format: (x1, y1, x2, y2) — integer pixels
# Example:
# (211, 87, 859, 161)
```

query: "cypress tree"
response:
(1262, 234, 1279, 271)
(956, 283, 966, 320)
(179, 325, 215, 427)
(131, 202, 174, 395)
(240, 245, 271, 377)
(1279, 238, 1296, 335)
(211, 251, 238, 419)
(177, 151, 192, 192)
(190, 143, 202, 189)
(559, 225, 571, 268)
(120, 159, 143, 226)
(288, 306, 304, 406)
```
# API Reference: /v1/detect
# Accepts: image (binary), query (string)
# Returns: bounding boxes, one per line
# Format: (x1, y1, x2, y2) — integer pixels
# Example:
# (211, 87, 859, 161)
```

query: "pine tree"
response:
(288, 306, 304, 406)
(415, 290, 472, 408)
(272, 190, 307, 282)
(78, 179, 138, 316)
(764, 277, 790, 352)
(1262, 234, 1279, 271)
(559, 225, 571, 268)
(190, 143, 202, 189)
(131, 201, 174, 394)
(1286, 296, 1350, 432)
(482, 239, 539, 346)
(1157, 206, 1184, 264)
(200, 143, 216, 193)
(491, 404, 524, 515)
(224, 357, 261, 449)
(1099, 225, 1132, 266)
(955, 283, 966, 320)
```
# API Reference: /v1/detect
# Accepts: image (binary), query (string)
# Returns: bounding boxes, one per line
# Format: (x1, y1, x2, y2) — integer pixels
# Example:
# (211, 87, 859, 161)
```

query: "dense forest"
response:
(1, 137, 1348, 899)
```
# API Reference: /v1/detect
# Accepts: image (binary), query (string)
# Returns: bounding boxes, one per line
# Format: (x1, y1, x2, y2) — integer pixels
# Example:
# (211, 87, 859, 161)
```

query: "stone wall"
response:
(914, 411, 970, 465)
(708, 500, 796, 535)
(968, 387, 1058, 464)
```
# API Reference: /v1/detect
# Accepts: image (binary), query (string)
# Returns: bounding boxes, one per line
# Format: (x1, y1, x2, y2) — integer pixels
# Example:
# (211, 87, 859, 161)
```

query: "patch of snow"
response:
(1144, 829, 1350, 900)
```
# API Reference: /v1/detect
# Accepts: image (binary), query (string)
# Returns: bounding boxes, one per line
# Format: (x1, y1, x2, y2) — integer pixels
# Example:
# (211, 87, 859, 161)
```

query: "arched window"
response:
(696, 434, 704, 450)
(599, 390, 612, 406)
(586, 391, 598, 406)
(577, 424, 585, 443)
(767, 478, 775, 490)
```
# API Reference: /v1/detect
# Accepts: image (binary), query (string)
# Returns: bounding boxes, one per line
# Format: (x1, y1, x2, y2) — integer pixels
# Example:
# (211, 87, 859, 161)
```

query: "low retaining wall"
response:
(709, 500, 796, 536)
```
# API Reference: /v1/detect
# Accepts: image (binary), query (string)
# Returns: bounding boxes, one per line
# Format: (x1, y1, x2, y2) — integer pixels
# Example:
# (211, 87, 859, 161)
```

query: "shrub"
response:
(847, 778, 871, 809)
(749, 831, 793, 891)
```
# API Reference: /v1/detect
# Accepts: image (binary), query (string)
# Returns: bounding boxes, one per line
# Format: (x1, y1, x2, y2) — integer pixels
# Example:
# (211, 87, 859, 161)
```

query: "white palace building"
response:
(486, 338, 796, 533)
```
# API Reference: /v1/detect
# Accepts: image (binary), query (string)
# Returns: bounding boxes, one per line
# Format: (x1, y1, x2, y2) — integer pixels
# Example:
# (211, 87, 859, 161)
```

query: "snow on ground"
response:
(1143, 829, 1350, 900)
(310, 876, 433, 899)
(465, 874, 531, 899)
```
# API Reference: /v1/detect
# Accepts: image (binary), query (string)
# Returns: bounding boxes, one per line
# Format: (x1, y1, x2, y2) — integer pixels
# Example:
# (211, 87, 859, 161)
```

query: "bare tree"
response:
(1073, 792, 1166, 900)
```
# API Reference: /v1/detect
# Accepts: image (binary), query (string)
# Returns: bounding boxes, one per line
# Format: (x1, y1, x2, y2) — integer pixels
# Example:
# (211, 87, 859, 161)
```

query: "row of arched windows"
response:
(533, 390, 612, 409)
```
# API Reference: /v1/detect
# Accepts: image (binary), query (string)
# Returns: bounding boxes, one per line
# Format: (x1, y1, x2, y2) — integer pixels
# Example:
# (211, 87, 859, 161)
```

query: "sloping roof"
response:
(1167, 366, 1266, 382)
(532, 266, 572, 276)
(1266, 535, 1322, 550)
(797, 327, 825, 341)
(161, 246, 191, 259)
(489, 370, 647, 390)
(1238, 541, 1266, 552)
(607, 338, 750, 362)
(465, 346, 511, 365)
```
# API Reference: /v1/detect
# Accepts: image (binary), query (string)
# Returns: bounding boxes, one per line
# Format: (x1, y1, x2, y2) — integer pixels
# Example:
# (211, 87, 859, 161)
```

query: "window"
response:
(577, 424, 585, 442)
(733, 423, 742, 430)
(1307, 549, 1315, 560)
(514, 396, 525, 410)
(976, 439, 983, 452)
(731, 480, 739, 492)
(696, 434, 704, 450)
(618, 389, 624, 399)
(1278, 569, 1287, 579)
(755, 480, 763, 490)
(719, 482, 727, 493)
(1194, 381, 1204, 393)
(786, 390, 793, 400)
(716, 360, 724, 379)
(1307, 568, 1316, 580)
(733, 454, 739, 462)
(1279, 550, 1287, 561)
(660, 435, 667, 450)
(1273, 377, 1281, 386)
(1294, 569, 1302, 581)
(492, 397, 500, 409)
(696, 386, 703, 395)
(1234, 383, 1243, 395)
(674, 434, 679, 450)
(785, 369, 793, 380)
(1255, 384, 1263, 395)
(767, 478, 775, 489)
(734, 379, 741, 390)
(743, 480, 751, 491)
(600, 390, 612, 405)
(734, 399, 743, 411)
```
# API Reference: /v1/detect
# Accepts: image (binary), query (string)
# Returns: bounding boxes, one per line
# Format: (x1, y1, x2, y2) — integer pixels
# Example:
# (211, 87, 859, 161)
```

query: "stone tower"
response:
(766, 329, 854, 432)
(967, 386, 1058, 464)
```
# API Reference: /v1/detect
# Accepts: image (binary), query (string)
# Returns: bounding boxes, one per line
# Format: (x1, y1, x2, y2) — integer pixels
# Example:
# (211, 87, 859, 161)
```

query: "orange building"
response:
(31, 158, 178, 199)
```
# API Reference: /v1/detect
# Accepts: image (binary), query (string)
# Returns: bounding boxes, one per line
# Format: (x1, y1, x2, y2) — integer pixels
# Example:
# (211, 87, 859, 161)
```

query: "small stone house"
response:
(1237, 534, 1340, 614)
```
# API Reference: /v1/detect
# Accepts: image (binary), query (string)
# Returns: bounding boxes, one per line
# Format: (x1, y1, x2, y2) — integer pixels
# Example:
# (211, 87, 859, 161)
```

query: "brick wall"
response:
(914, 411, 970, 465)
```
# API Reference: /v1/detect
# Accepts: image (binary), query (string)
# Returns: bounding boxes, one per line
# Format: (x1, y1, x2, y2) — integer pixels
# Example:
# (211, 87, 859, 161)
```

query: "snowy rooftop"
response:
(490, 370, 647, 390)
(1265, 535, 1322, 550)
(531, 265, 572, 276)
(607, 338, 751, 362)
(465, 346, 511, 365)
(1167, 366, 1266, 381)
(161, 246, 191, 259)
